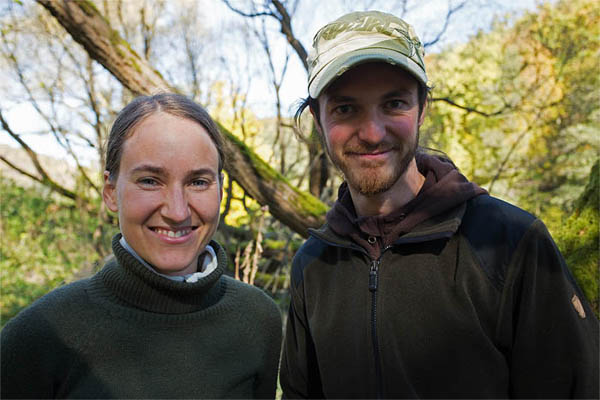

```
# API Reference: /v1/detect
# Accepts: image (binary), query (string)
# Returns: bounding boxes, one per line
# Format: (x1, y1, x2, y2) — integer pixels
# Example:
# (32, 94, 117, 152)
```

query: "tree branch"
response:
(432, 96, 507, 117)
(221, 0, 274, 18)
(423, 1, 466, 47)
(270, 0, 308, 70)
(0, 112, 78, 200)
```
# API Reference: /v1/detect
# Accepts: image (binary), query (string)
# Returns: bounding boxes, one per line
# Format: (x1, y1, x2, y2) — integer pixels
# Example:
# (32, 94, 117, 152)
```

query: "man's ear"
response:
(418, 98, 428, 127)
(103, 171, 119, 213)
(309, 105, 323, 135)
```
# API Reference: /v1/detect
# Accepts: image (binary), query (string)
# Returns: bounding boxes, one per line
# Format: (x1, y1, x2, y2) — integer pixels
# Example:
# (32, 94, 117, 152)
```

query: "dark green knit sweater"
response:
(1, 235, 282, 399)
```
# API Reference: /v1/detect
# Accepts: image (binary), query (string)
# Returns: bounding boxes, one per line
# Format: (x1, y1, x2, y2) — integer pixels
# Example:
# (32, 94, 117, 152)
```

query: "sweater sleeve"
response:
(498, 219, 599, 398)
(252, 293, 283, 400)
(280, 255, 325, 399)
(1, 302, 68, 399)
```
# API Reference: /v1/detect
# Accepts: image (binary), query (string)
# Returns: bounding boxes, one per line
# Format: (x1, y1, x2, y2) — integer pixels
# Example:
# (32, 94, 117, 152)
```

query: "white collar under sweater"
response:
(119, 236, 218, 283)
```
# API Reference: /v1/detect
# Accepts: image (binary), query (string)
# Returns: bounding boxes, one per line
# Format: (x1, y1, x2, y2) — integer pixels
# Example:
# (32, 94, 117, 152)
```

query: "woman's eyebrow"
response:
(130, 164, 166, 175)
(186, 168, 217, 180)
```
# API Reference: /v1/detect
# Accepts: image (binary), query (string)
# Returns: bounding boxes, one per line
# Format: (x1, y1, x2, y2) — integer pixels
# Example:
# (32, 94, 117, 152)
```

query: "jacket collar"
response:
(310, 201, 467, 250)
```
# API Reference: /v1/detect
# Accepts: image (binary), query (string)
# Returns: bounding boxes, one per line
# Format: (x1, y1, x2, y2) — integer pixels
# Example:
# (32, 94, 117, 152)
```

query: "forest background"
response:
(0, 0, 598, 328)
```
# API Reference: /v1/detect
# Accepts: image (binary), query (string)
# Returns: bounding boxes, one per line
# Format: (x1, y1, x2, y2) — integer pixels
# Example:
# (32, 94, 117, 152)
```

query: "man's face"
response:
(315, 62, 425, 196)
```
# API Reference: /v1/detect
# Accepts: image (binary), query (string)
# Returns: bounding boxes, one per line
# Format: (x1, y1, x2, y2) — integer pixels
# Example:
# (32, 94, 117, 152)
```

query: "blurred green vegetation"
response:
(0, 177, 118, 326)
(546, 161, 599, 315)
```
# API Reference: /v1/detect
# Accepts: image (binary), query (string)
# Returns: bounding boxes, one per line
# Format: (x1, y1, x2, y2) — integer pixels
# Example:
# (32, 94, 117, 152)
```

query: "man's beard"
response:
(329, 131, 419, 196)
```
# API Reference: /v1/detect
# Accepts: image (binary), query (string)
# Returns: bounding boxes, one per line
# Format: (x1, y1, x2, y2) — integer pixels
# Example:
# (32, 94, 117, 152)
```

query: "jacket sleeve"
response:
(279, 256, 324, 399)
(498, 219, 599, 398)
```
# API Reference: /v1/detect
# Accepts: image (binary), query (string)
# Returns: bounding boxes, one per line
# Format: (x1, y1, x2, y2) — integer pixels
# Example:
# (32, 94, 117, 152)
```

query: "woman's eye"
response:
(191, 179, 210, 188)
(138, 177, 158, 186)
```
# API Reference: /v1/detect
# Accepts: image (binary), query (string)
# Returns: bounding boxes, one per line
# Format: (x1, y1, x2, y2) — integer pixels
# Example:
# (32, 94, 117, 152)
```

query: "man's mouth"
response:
(346, 146, 395, 157)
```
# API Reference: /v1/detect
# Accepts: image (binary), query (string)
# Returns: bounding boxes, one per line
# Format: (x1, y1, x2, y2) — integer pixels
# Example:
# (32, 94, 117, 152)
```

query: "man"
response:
(280, 10, 599, 399)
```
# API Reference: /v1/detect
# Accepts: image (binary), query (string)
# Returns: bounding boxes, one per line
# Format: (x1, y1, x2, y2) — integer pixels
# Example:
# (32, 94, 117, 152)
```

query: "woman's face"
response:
(103, 112, 222, 276)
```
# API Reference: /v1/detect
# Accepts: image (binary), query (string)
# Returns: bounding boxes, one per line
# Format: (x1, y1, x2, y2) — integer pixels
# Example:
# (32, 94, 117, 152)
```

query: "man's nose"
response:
(357, 112, 386, 144)
(161, 186, 191, 222)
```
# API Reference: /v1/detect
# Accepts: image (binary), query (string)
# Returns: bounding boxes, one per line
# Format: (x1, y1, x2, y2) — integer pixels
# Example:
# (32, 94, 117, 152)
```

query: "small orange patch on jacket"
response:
(571, 294, 586, 319)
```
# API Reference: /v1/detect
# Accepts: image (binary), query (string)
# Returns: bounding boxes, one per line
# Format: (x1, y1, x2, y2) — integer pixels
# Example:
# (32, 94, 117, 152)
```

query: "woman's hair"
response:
(105, 93, 225, 181)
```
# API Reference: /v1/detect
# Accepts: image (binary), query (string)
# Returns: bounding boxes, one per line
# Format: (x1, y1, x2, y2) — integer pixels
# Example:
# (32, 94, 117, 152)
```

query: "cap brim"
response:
(308, 47, 428, 98)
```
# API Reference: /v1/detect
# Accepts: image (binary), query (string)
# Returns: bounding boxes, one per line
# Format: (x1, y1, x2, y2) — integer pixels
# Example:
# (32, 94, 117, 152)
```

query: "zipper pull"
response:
(369, 260, 379, 292)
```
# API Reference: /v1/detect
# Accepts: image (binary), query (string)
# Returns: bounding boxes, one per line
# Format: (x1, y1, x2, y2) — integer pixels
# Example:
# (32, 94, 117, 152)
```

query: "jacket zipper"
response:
(308, 230, 393, 398)
(369, 258, 383, 399)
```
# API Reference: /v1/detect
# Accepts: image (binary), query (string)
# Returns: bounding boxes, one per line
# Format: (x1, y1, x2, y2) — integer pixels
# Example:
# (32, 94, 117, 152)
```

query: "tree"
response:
(423, 0, 598, 213)
(21, 0, 329, 238)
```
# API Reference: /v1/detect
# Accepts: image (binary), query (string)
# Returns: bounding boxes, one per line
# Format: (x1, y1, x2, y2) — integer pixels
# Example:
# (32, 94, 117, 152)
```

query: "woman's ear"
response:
(103, 171, 119, 213)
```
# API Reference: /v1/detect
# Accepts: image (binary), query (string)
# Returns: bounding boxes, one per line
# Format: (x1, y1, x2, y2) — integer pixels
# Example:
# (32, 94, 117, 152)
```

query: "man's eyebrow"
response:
(328, 90, 412, 103)
(382, 89, 412, 98)
(328, 95, 357, 103)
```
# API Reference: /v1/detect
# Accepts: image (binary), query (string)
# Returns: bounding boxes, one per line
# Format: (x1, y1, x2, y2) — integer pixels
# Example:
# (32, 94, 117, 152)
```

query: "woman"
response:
(1, 93, 282, 399)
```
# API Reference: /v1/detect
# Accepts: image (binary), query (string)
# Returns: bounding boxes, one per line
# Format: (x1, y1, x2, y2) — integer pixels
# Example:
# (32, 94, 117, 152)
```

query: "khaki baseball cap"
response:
(307, 11, 427, 98)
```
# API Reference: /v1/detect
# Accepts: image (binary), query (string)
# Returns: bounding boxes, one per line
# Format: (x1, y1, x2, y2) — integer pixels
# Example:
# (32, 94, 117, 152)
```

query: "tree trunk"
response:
(36, 0, 326, 237)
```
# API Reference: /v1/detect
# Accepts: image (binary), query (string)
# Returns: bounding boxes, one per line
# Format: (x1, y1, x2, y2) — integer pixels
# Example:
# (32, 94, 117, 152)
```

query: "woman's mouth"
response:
(151, 227, 197, 238)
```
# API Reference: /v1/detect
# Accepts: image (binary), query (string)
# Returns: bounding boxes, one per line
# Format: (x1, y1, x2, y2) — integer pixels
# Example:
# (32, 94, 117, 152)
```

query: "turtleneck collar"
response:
(96, 234, 227, 314)
(119, 236, 218, 283)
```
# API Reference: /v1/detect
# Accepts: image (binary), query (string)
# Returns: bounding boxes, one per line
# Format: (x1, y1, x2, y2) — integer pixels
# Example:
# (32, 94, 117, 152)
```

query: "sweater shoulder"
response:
(5, 279, 90, 325)
(221, 275, 281, 321)
(1, 279, 92, 353)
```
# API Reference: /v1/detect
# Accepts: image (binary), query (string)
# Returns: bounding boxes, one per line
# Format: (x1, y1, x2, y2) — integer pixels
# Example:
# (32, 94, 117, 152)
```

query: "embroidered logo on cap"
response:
(571, 294, 586, 319)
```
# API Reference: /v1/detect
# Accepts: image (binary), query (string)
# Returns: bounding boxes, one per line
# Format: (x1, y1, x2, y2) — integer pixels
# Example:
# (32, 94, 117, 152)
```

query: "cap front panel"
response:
(307, 11, 427, 98)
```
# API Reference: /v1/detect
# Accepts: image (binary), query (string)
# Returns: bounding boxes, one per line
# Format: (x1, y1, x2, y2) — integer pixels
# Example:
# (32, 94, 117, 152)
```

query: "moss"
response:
(253, 271, 289, 289)
(221, 126, 327, 219)
(555, 160, 599, 317)
(264, 239, 286, 251)
(78, 0, 100, 17)
(130, 59, 142, 73)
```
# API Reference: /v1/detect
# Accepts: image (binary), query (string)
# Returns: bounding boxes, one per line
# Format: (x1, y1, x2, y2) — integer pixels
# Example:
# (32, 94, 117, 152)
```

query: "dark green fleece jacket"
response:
(1, 235, 282, 399)
(280, 155, 599, 399)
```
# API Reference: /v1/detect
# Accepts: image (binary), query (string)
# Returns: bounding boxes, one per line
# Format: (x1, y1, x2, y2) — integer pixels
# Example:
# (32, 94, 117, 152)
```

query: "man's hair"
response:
(105, 93, 225, 181)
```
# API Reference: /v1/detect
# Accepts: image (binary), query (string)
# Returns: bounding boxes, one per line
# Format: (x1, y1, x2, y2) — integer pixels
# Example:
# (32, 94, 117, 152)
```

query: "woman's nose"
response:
(161, 186, 191, 222)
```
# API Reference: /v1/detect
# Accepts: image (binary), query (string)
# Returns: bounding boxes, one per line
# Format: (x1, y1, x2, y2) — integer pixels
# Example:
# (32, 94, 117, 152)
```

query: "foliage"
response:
(423, 0, 598, 313)
(424, 0, 599, 215)
(546, 161, 599, 316)
(0, 177, 117, 327)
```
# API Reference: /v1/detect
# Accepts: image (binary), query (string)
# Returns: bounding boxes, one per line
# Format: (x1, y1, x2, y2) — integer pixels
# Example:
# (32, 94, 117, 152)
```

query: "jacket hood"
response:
(326, 152, 487, 258)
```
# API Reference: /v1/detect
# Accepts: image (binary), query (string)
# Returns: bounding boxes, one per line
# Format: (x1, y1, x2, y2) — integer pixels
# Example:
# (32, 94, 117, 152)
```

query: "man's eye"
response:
(386, 99, 405, 109)
(334, 104, 354, 115)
